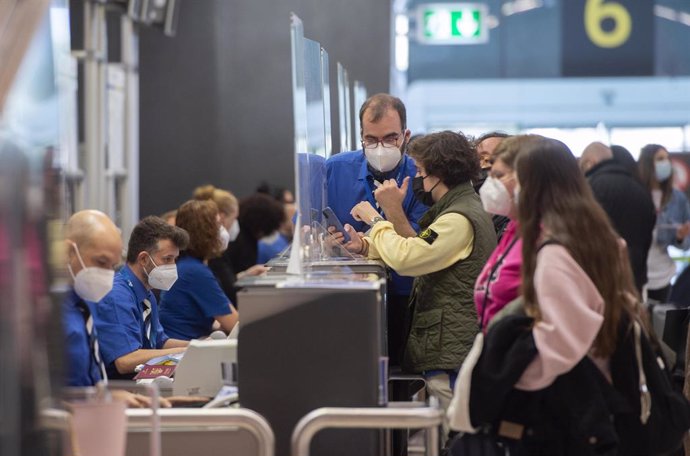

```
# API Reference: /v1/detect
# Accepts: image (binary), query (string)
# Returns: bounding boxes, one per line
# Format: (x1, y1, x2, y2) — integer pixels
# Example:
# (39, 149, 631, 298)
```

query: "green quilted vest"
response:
(403, 182, 497, 373)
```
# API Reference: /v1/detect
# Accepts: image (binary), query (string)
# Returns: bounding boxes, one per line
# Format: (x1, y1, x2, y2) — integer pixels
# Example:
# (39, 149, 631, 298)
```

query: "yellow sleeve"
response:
(366, 213, 474, 277)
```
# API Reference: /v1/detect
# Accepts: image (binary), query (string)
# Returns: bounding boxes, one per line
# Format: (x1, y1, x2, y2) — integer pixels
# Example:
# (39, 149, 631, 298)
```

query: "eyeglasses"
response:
(361, 132, 403, 150)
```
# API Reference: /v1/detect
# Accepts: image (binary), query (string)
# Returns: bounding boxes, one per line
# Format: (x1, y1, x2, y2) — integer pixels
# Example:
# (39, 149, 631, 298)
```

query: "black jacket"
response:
(467, 315, 619, 455)
(585, 160, 656, 292)
(465, 314, 690, 456)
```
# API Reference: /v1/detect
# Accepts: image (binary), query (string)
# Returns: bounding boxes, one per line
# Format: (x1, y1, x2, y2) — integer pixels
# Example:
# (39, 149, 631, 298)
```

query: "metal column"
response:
(83, 0, 108, 211)
(120, 13, 140, 242)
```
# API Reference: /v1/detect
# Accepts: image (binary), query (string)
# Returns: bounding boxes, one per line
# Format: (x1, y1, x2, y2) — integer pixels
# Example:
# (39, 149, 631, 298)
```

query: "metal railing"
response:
(291, 403, 443, 456)
(41, 407, 275, 456)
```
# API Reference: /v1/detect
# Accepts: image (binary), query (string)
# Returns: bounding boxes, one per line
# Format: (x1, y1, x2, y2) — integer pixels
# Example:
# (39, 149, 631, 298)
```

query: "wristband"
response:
(369, 216, 385, 226)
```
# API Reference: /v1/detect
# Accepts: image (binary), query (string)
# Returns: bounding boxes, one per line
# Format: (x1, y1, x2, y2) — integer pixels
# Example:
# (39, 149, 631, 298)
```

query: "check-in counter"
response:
(266, 256, 388, 277)
(237, 276, 387, 456)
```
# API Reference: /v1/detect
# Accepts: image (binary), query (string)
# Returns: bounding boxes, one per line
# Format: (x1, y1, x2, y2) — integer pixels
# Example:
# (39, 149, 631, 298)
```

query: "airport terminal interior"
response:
(3, 0, 690, 455)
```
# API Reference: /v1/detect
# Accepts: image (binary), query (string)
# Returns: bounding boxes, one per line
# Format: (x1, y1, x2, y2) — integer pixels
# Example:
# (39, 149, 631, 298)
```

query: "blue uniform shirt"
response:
(62, 289, 103, 386)
(257, 232, 290, 264)
(326, 150, 428, 295)
(159, 255, 232, 340)
(94, 265, 169, 377)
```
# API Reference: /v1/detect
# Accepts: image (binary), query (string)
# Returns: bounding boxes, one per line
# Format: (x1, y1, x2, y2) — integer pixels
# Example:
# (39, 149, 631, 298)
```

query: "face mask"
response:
(67, 242, 115, 302)
(145, 254, 178, 290)
(412, 175, 439, 206)
(228, 219, 240, 242)
(480, 176, 512, 217)
(365, 145, 402, 173)
(219, 225, 231, 251)
(655, 159, 672, 182)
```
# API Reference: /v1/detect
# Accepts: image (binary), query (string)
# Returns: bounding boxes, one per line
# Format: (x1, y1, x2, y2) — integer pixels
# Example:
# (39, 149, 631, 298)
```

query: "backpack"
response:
(610, 318, 690, 455)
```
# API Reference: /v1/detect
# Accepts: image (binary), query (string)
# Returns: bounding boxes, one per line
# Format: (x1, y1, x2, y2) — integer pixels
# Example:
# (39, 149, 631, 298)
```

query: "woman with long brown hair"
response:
(514, 135, 640, 389)
(448, 136, 690, 455)
(159, 199, 239, 340)
(638, 144, 690, 303)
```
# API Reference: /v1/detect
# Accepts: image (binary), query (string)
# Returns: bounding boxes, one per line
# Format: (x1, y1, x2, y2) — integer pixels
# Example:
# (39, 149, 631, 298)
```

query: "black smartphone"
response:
(322, 206, 351, 243)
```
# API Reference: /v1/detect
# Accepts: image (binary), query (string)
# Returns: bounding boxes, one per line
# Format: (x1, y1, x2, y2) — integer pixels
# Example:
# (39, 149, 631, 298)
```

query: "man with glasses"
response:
(326, 93, 427, 368)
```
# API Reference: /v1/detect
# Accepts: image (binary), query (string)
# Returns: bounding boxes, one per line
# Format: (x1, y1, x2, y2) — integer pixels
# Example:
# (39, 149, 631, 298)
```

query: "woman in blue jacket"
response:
(638, 144, 690, 303)
(159, 200, 239, 339)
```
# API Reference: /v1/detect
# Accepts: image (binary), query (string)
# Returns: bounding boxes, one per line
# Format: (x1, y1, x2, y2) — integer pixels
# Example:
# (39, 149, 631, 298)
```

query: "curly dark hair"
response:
(175, 199, 221, 260)
(126, 216, 189, 264)
(239, 193, 286, 241)
(408, 130, 480, 187)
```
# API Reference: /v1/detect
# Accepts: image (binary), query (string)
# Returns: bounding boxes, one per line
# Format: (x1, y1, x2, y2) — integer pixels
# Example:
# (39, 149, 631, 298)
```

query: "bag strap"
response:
(634, 321, 652, 424)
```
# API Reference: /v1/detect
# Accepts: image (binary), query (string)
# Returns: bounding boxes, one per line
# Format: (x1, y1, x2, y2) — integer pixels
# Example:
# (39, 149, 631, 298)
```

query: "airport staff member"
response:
(342, 131, 496, 439)
(326, 93, 427, 366)
(63, 210, 162, 407)
(63, 210, 122, 387)
(95, 216, 190, 379)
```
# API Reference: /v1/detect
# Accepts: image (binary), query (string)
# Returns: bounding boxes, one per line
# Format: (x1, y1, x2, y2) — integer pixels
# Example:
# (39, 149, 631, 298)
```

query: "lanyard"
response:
(363, 160, 407, 210)
(479, 236, 519, 331)
(125, 277, 155, 348)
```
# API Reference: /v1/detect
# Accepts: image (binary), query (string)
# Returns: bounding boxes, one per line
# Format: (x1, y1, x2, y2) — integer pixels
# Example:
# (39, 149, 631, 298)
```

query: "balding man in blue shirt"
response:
(62, 210, 175, 407)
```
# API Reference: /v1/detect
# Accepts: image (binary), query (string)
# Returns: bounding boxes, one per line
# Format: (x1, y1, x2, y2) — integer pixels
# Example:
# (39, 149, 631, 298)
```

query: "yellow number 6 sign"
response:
(584, 0, 632, 48)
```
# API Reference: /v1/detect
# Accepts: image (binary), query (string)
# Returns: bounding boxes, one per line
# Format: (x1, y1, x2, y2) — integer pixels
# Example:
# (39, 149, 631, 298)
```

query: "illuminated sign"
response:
(418, 3, 489, 45)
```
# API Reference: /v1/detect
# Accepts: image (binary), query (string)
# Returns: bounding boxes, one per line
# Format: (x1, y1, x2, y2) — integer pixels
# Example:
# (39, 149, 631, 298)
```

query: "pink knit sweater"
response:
(516, 244, 607, 391)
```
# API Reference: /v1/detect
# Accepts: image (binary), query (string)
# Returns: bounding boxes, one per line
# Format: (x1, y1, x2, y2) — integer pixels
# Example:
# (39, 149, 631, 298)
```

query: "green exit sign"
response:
(418, 3, 489, 45)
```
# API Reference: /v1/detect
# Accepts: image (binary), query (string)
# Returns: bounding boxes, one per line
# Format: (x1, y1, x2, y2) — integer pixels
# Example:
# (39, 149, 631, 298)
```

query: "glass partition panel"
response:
(337, 63, 352, 152)
(321, 48, 332, 158)
(289, 14, 307, 272)
(352, 80, 367, 146)
(302, 37, 327, 243)
(1, 4, 68, 455)
(304, 39, 326, 158)
(290, 15, 352, 272)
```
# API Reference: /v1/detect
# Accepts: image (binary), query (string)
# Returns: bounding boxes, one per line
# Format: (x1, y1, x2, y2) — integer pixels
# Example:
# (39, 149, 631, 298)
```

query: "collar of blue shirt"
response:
(121, 264, 154, 305)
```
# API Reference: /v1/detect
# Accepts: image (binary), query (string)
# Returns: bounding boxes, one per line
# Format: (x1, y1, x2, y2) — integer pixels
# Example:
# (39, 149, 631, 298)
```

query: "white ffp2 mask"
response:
(68, 242, 115, 302)
(365, 145, 402, 173)
(219, 225, 231, 251)
(479, 176, 513, 217)
(145, 254, 178, 291)
(227, 219, 240, 242)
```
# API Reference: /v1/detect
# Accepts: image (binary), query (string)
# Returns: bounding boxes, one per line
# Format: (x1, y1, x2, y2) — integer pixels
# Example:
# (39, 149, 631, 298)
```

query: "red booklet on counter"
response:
(133, 364, 176, 380)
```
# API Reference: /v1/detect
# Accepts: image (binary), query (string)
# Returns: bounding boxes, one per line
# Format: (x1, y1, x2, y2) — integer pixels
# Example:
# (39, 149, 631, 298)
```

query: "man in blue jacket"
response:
(62, 210, 163, 407)
(95, 216, 190, 379)
(326, 93, 427, 366)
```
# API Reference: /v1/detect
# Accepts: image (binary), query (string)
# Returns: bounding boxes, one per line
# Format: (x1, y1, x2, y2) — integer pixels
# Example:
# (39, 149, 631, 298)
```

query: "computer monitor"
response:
(172, 339, 237, 397)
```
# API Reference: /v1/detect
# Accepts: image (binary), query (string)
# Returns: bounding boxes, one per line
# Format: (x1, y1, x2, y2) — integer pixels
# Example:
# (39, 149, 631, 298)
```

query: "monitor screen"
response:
(173, 339, 237, 397)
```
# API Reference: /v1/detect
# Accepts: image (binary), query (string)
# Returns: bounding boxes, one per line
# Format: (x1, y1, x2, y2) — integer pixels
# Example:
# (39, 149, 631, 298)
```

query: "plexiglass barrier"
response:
(0, 2, 69, 455)
(337, 62, 352, 153)
(289, 14, 359, 274)
(353, 80, 368, 147)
